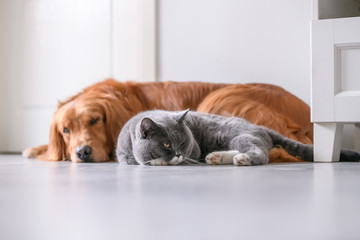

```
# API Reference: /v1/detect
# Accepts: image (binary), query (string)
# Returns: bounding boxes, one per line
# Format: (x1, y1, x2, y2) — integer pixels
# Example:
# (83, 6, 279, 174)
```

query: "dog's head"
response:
(46, 81, 143, 162)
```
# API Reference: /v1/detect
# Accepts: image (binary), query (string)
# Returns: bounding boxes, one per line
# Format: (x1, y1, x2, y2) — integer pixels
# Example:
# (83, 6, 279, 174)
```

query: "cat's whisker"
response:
(183, 160, 196, 165)
(184, 157, 205, 165)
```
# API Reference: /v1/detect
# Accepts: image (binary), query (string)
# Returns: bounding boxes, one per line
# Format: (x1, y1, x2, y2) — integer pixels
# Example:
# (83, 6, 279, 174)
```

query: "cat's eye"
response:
(163, 143, 171, 148)
(180, 142, 185, 147)
(63, 128, 70, 134)
(90, 117, 100, 126)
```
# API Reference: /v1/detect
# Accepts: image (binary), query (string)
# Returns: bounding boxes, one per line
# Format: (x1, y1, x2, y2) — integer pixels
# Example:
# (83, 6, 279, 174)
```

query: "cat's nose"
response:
(175, 153, 181, 157)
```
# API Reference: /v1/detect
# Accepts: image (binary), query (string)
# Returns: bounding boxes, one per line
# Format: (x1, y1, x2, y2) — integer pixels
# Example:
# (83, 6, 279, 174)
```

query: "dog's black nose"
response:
(76, 145, 92, 161)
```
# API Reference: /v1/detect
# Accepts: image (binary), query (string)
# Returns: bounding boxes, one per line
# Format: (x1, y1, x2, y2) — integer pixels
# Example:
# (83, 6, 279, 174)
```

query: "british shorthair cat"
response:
(116, 110, 359, 165)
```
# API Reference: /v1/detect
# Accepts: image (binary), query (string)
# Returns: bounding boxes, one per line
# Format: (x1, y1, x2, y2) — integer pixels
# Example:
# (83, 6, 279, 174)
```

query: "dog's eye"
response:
(63, 128, 70, 134)
(163, 143, 171, 148)
(90, 117, 100, 125)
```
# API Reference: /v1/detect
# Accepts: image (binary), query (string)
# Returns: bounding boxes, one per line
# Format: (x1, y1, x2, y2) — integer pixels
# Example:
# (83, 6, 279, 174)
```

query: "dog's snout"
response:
(76, 145, 92, 161)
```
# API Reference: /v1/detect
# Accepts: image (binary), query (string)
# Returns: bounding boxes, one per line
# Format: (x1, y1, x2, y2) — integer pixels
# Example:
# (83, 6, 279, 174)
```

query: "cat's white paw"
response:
(149, 158, 168, 166)
(205, 153, 223, 165)
(206, 150, 240, 165)
(233, 153, 251, 166)
(169, 156, 184, 165)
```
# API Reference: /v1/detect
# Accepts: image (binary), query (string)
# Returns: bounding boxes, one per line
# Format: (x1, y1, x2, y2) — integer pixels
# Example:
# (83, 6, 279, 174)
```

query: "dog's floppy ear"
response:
(98, 83, 146, 154)
(46, 117, 67, 161)
(103, 100, 132, 146)
(101, 93, 144, 147)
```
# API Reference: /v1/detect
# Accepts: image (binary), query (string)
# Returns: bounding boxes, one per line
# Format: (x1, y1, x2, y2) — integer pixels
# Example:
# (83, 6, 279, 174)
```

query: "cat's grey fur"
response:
(116, 110, 360, 165)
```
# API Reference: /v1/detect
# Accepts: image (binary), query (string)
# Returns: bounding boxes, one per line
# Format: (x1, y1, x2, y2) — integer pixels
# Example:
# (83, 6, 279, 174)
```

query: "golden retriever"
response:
(23, 79, 312, 163)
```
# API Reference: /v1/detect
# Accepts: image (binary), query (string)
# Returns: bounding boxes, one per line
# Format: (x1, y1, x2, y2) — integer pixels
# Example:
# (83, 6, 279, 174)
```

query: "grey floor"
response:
(1, 155, 360, 240)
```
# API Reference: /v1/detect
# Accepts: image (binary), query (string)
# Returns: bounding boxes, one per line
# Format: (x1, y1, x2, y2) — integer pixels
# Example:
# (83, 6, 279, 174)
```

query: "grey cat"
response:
(116, 110, 360, 165)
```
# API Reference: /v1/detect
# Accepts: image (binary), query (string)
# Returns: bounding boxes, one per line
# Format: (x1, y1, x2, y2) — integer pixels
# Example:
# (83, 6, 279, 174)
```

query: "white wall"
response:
(158, 0, 311, 105)
(0, 0, 140, 152)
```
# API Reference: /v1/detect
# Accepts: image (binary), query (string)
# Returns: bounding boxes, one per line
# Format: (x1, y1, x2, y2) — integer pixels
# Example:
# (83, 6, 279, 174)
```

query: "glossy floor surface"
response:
(1, 154, 360, 240)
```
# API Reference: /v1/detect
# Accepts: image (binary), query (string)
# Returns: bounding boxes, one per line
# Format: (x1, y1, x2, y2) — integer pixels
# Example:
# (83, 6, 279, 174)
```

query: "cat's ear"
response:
(177, 109, 190, 123)
(140, 118, 158, 138)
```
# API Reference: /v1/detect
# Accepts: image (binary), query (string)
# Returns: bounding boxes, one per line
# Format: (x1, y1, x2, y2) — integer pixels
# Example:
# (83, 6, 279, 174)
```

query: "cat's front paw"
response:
(233, 153, 252, 166)
(205, 153, 223, 165)
(149, 158, 168, 166)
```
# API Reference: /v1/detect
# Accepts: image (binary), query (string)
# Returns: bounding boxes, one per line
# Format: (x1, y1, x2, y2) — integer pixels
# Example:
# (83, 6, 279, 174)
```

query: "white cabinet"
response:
(312, 0, 360, 161)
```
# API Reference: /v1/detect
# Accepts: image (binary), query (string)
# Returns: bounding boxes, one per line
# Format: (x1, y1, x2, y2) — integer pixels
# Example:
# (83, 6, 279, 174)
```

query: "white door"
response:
(0, 0, 150, 152)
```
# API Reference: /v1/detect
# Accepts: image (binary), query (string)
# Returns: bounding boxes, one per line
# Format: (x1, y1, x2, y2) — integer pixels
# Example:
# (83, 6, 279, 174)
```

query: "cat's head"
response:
(134, 110, 198, 165)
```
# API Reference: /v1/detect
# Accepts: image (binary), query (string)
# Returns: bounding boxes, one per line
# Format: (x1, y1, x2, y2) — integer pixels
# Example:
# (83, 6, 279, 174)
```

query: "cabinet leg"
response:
(313, 123, 343, 162)
(354, 123, 360, 153)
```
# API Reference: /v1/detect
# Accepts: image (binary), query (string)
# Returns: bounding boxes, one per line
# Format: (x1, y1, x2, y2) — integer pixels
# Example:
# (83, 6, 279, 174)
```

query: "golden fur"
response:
(23, 79, 313, 163)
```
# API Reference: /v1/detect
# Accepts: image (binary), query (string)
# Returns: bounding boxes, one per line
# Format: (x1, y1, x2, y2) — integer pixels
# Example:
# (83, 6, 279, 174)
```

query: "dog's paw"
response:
(22, 145, 48, 159)
(22, 147, 38, 158)
(233, 153, 251, 166)
(205, 152, 223, 165)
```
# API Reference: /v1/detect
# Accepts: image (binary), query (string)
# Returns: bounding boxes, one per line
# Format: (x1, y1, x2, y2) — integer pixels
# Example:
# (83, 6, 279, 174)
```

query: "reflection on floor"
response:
(0, 154, 359, 240)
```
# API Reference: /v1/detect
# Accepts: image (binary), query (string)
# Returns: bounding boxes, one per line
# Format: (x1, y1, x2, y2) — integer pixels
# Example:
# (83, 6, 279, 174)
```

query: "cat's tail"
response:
(267, 129, 313, 162)
(266, 129, 360, 162)
(339, 150, 360, 162)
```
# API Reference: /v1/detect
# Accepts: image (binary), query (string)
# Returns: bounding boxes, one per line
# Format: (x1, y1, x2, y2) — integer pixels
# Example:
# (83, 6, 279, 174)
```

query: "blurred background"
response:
(0, 0, 354, 152)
